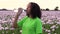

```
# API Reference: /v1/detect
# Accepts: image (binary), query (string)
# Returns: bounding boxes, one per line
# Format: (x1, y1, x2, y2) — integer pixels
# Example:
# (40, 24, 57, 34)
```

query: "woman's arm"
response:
(12, 8, 23, 28)
(36, 19, 42, 34)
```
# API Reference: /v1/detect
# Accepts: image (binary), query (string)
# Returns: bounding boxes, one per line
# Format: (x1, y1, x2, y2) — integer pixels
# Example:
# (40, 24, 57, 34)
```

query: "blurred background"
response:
(0, 0, 60, 34)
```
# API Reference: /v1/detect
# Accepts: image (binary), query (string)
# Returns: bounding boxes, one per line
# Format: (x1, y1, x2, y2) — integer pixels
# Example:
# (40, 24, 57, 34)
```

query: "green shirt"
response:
(17, 16, 42, 34)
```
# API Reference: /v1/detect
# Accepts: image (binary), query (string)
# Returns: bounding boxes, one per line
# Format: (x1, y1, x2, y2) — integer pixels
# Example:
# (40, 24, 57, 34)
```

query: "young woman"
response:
(13, 2, 42, 34)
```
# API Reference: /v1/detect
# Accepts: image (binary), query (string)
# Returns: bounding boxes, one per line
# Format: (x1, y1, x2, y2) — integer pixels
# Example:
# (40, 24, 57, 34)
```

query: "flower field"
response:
(0, 11, 60, 34)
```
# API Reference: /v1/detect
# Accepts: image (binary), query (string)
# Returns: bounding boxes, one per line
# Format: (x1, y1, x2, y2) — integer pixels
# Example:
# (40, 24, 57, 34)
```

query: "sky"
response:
(0, 0, 60, 10)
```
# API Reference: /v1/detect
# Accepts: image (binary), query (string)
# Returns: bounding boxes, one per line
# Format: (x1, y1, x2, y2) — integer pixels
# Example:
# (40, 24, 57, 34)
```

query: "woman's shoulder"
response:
(36, 17, 42, 22)
(19, 16, 28, 21)
(23, 16, 28, 19)
(36, 17, 41, 20)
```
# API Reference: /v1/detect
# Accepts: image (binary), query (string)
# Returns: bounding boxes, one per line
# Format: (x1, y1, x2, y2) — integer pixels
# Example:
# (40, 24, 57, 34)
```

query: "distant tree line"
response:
(0, 6, 59, 11)
(41, 6, 59, 11)
(0, 8, 7, 11)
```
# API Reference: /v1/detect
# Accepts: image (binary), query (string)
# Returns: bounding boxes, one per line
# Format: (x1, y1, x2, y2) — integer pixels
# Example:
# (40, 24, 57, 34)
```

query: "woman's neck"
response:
(29, 15, 32, 18)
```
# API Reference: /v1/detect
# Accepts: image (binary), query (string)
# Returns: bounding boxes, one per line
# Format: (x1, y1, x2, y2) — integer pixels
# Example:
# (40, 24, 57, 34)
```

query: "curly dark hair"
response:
(27, 2, 42, 19)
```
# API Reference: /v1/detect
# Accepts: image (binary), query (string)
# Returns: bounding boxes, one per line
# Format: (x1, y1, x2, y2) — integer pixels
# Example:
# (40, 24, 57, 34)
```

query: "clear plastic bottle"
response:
(18, 8, 27, 20)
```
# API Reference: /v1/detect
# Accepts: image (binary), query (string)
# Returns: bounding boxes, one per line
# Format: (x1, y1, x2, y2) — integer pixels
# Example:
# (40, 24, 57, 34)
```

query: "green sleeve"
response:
(36, 19, 42, 34)
(17, 16, 27, 27)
